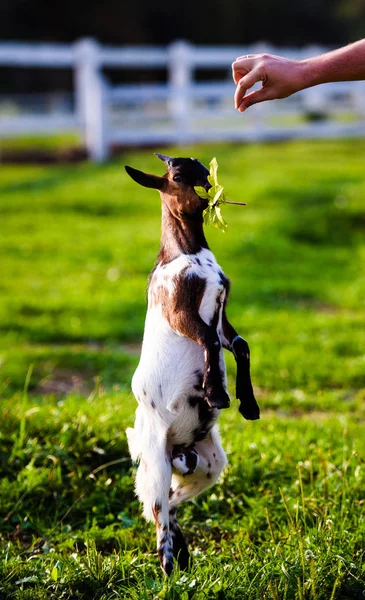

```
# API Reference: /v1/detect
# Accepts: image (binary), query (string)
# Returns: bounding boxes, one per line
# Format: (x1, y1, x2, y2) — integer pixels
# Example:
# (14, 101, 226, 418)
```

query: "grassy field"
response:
(0, 140, 364, 599)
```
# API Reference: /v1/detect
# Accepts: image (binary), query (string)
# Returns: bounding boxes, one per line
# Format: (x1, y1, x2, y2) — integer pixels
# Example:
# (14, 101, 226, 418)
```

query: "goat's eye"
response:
(173, 174, 182, 183)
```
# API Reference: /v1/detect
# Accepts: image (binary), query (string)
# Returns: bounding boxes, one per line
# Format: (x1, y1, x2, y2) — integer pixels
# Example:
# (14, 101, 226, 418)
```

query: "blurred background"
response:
(1, 0, 365, 160)
(2, 0, 364, 46)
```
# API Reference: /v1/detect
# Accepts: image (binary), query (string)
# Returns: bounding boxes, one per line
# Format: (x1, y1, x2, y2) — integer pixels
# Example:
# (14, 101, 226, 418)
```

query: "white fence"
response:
(1, 38, 365, 161)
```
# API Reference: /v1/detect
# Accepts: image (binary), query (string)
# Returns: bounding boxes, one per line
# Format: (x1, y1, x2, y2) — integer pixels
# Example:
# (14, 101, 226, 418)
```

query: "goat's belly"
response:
(132, 340, 204, 411)
(168, 399, 219, 446)
(131, 304, 225, 446)
(132, 322, 205, 407)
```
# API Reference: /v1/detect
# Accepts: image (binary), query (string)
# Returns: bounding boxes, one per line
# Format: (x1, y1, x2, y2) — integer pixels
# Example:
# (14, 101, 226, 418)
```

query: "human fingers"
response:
(234, 68, 263, 109)
(237, 86, 272, 112)
(232, 56, 256, 85)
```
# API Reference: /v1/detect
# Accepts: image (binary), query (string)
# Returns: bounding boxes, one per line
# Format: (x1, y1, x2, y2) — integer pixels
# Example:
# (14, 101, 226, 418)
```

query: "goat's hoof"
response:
(172, 447, 199, 475)
(238, 400, 260, 420)
(205, 389, 230, 410)
(173, 532, 190, 570)
(176, 547, 190, 571)
(162, 559, 174, 577)
(159, 552, 174, 576)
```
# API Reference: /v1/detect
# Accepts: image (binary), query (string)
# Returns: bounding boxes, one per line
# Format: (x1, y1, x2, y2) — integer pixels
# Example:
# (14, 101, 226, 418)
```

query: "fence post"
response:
(168, 40, 193, 144)
(74, 38, 108, 161)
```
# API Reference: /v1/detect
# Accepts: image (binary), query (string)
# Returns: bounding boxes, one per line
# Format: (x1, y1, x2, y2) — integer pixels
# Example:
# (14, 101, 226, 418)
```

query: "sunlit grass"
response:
(0, 132, 81, 151)
(0, 139, 364, 598)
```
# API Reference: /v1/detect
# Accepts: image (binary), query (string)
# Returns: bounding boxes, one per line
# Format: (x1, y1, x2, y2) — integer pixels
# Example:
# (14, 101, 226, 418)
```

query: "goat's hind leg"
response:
(170, 428, 227, 505)
(166, 445, 200, 570)
(169, 428, 227, 568)
(168, 505, 190, 570)
(131, 421, 175, 576)
(152, 500, 174, 576)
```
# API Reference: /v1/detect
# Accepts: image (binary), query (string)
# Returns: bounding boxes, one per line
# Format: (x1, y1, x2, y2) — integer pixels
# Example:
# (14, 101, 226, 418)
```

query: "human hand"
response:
(232, 54, 307, 112)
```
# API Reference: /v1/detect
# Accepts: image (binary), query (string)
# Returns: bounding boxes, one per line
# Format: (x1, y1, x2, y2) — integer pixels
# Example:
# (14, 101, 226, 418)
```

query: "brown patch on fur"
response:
(149, 271, 208, 350)
(148, 282, 170, 310)
(158, 187, 209, 263)
(153, 269, 228, 411)
(149, 266, 190, 312)
(152, 502, 162, 524)
(161, 184, 203, 219)
(164, 274, 207, 342)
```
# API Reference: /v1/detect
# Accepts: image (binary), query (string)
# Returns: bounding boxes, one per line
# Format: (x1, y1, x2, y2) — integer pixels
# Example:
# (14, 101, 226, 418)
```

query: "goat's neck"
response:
(158, 203, 209, 263)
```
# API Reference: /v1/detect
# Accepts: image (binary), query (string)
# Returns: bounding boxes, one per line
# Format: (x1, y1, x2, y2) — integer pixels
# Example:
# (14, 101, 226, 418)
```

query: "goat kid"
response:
(125, 154, 260, 575)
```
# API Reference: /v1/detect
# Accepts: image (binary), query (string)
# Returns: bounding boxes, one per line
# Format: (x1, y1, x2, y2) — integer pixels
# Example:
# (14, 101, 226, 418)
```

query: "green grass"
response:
(0, 132, 81, 151)
(0, 140, 364, 598)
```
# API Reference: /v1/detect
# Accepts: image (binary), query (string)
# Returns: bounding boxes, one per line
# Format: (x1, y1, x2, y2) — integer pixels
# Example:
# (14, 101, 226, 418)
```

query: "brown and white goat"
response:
(125, 154, 260, 576)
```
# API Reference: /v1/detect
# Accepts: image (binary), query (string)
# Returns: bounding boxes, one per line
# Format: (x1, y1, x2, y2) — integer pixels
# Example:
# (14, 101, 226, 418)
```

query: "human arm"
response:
(232, 39, 365, 112)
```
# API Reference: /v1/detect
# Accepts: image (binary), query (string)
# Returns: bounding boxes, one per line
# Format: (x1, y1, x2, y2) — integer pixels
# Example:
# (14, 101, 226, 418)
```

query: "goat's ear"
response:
(125, 166, 165, 190)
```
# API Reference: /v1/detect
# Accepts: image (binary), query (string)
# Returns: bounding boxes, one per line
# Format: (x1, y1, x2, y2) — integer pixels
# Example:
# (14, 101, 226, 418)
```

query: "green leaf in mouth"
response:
(194, 157, 245, 232)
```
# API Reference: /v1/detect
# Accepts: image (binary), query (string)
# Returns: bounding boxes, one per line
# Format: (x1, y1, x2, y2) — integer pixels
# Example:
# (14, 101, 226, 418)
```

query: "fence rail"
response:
(1, 38, 365, 161)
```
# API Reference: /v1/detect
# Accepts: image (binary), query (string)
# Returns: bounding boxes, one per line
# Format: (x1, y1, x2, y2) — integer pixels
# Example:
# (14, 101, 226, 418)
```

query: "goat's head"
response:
(125, 154, 210, 220)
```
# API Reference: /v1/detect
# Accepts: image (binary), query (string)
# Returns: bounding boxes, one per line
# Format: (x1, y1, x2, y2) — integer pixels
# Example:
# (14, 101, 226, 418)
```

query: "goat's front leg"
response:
(201, 323, 230, 409)
(221, 310, 260, 420)
(167, 276, 230, 410)
(174, 314, 229, 409)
